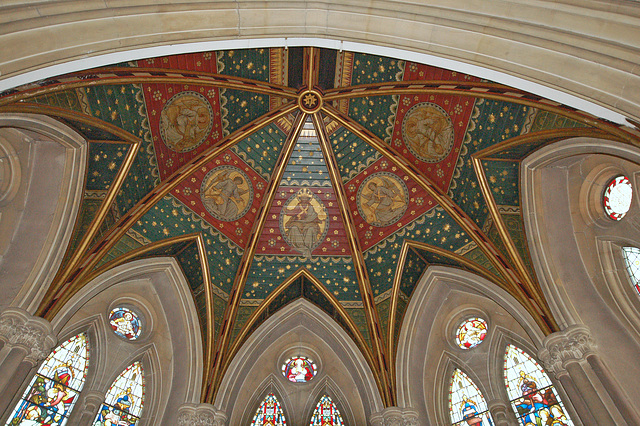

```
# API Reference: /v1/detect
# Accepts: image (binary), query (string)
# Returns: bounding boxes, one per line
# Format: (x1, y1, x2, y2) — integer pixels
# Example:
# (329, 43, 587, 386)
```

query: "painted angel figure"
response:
(362, 177, 406, 225)
(203, 170, 248, 221)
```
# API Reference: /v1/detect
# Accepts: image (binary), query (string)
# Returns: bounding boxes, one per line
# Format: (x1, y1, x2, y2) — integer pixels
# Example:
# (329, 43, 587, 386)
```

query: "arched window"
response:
(622, 246, 640, 296)
(448, 368, 493, 425)
(6, 332, 89, 426)
(504, 344, 573, 426)
(251, 393, 287, 426)
(93, 361, 145, 426)
(309, 394, 344, 426)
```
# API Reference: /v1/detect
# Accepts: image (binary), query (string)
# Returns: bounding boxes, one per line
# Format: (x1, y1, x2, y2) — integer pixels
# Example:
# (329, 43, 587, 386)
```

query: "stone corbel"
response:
(538, 324, 596, 378)
(369, 407, 419, 426)
(0, 307, 56, 365)
(177, 403, 227, 426)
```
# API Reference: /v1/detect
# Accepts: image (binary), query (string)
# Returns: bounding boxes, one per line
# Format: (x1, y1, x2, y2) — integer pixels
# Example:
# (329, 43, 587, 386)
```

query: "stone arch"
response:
(43, 257, 204, 424)
(241, 374, 294, 426)
(0, 3, 637, 123)
(217, 298, 383, 425)
(302, 376, 355, 426)
(522, 136, 640, 408)
(396, 266, 545, 424)
(0, 113, 86, 312)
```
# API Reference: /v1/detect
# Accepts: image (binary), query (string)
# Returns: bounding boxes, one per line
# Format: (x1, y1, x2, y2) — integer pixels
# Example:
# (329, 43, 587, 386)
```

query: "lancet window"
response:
(93, 361, 145, 426)
(504, 344, 573, 426)
(448, 368, 493, 425)
(6, 332, 89, 426)
(251, 393, 287, 426)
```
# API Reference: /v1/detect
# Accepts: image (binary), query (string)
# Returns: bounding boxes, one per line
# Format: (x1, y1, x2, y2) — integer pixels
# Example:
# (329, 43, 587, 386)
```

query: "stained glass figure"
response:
(622, 246, 640, 296)
(281, 356, 317, 383)
(455, 317, 488, 349)
(93, 361, 145, 426)
(504, 345, 573, 426)
(309, 395, 345, 426)
(603, 175, 632, 220)
(6, 333, 89, 426)
(449, 369, 493, 426)
(251, 393, 287, 426)
(109, 307, 142, 340)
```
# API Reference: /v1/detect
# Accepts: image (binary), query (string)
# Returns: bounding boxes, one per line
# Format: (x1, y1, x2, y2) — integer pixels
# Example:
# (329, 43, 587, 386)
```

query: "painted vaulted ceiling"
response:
(1, 47, 637, 405)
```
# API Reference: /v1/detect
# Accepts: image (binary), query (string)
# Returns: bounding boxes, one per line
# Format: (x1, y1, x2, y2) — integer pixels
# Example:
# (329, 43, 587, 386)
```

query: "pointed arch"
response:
(250, 392, 287, 426)
(309, 394, 345, 426)
(448, 368, 493, 426)
(6, 332, 89, 425)
(504, 344, 573, 426)
(93, 361, 145, 425)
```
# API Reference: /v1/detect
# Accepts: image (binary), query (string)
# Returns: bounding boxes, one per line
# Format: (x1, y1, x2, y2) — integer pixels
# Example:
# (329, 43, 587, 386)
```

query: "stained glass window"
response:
(109, 307, 142, 340)
(622, 246, 640, 296)
(6, 332, 89, 426)
(603, 175, 632, 220)
(309, 395, 345, 426)
(449, 368, 493, 426)
(251, 393, 287, 426)
(455, 317, 488, 349)
(504, 345, 573, 426)
(281, 356, 317, 383)
(93, 361, 145, 426)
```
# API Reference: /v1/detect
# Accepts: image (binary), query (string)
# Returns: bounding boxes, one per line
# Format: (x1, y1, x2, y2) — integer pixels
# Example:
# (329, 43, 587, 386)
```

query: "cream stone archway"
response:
(0, 2, 639, 124)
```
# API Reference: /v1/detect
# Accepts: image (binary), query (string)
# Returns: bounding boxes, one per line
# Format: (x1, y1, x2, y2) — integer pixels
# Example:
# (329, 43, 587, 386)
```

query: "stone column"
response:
(538, 324, 639, 425)
(487, 399, 513, 426)
(369, 407, 419, 426)
(0, 308, 56, 414)
(177, 403, 227, 426)
(68, 390, 105, 424)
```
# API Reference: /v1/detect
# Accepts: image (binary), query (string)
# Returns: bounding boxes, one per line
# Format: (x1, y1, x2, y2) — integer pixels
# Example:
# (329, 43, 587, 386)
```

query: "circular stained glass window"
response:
(109, 307, 142, 340)
(455, 317, 488, 349)
(603, 175, 633, 220)
(281, 356, 317, 383)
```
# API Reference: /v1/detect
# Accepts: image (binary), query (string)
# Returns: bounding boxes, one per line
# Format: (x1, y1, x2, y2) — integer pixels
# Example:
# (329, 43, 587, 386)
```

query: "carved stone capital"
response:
(487, 399, 510, 426)
(0, 308, 56, 364)
(177, 403, 227, 426)
(369, 407, 420, 426)
(538, 324, 597, 378)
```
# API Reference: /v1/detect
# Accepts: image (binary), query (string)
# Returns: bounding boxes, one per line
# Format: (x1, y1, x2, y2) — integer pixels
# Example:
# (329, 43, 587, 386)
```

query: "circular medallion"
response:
(357, 172, 409, 227)
(159, 91, 213, 152)
(109, 307, 142, 340)
(281, 356, 317, 383)
(402, 102, 454, 163)
(201, 166, 253, 222)
(603, 175, 632, 221)
(455, 317, 488, 349)
(279, 188, 328, 258)
(298, 89, 323, 113)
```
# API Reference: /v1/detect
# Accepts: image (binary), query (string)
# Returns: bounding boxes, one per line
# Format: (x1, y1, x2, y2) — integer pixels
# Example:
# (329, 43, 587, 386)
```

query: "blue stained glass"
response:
(449, 368, 494, 426)
(109, 307, 142, 340)
(251, 393, 286, 426)
(309, 395, 344, 426)
(504, 345, 573, 426)
(93, 361, 145, 426)
(6, 333, 89, 426)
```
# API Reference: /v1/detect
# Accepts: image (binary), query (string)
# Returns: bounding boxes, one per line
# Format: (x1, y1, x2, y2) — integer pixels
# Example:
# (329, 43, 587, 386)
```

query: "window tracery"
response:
(504, 344, 573, 426)
(251, 393, 287, 426)
(622, 246, 640, 296)
(93, 361, 145, 426)
(603, 175, 632, 220)
(6, 332, 89, 426)
(309, 395, 344, 426)
(448, 368, 493, 426)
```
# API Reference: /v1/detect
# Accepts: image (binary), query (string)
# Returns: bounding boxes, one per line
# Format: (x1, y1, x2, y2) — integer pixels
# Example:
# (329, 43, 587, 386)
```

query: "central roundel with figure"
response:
(201, 166, 253, 222)
(160, 91, 214, 152)
(402, 102, 454, 163)
(282, 356, 317, 383)
(357, 172, 409, 227)
(109, 307, 142, 340)
(279, 188, 328, 258)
